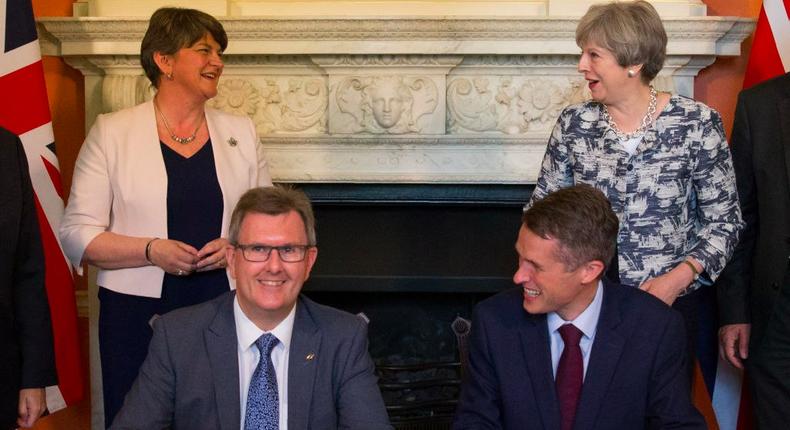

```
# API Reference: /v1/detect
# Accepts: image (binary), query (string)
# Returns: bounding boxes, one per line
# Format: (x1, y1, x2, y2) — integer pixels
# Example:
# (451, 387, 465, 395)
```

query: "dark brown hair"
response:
(523, 184, 619, 270)
(229, 186, 317, 246)
(140, 7, 228, 88)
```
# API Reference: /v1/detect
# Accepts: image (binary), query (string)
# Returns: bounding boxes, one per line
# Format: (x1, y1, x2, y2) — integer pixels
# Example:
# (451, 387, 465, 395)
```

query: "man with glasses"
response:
(111, 186, 392, 430)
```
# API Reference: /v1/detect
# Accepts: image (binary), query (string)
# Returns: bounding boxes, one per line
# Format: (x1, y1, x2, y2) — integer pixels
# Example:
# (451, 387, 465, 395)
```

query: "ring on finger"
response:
(176, 269, 186, 276)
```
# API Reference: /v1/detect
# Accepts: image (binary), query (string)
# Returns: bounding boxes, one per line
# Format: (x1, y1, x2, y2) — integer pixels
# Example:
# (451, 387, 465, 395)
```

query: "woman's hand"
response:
(148, 239, 199, 275)
(196, 237, 230, 272)
(639, 260, 699, 306)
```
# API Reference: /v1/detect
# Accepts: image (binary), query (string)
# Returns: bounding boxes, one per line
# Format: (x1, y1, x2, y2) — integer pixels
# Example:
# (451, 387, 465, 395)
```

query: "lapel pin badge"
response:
(306, 353, 315, 361)
(227, 137, 238, 147)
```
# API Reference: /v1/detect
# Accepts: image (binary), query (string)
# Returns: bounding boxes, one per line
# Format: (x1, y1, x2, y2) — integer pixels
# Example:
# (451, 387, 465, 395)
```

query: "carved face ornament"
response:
(367, 79, 408, 129)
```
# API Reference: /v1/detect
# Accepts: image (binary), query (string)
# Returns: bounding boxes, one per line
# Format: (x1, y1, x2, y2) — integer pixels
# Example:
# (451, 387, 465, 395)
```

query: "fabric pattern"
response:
(245, 333, 280, 430)
(529, 95, 743, 295)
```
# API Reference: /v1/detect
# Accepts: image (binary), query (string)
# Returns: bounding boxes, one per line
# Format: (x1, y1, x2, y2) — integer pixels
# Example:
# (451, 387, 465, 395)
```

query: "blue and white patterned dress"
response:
(529, 95, 743, 296)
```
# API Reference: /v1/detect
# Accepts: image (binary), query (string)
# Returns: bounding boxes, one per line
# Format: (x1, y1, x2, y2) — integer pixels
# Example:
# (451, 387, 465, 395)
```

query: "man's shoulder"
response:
(297, 295, 367, 333)
(157, 291, 234, 329)
(473, 287, 529, 322)
(603, 281, 681, 327)
(741, 72, 790, 103)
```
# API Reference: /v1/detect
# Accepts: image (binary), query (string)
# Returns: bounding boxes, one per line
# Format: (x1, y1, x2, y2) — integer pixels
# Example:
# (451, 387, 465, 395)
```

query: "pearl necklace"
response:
(602, 86, 657, 140)
(154, 99, 205, 145)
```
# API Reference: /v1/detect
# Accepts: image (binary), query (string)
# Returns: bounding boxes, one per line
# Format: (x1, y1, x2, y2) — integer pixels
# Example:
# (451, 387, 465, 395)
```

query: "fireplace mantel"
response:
(37, 1, 754, 184)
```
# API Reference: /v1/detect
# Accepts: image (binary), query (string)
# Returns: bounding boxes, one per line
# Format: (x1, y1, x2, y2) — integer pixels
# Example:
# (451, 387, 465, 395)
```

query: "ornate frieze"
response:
(447, 76, 587, 135)
(332, 76, 440, 134)
(37, 9, 753, 184)
(210, 77, 328, 135)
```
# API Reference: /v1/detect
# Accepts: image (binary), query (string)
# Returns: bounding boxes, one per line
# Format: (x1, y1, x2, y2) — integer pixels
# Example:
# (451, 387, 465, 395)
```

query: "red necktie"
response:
(556, 324, 584, 430)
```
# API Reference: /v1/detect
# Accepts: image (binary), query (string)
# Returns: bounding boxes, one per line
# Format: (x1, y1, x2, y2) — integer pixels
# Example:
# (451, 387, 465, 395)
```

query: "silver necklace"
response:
(602, 86, 657, 140)
(154, 99, 205, 145)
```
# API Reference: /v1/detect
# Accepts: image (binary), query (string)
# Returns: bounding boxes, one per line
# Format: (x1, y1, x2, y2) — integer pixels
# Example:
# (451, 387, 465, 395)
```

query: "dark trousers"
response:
(747, 264, 790, 430)
(98, 288, 162, 429)
(672, 283, 709, 384)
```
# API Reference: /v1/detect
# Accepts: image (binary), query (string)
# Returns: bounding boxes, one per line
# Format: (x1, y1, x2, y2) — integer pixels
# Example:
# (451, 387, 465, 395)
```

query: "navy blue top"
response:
(159, 140, 229, 311)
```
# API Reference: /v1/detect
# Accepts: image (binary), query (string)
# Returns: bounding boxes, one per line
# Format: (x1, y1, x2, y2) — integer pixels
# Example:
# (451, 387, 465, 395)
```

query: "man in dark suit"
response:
(0, 127, 57, 429)
(717, 72, 790, 429)
(111, 186, 391, 430)
(453, 184, 704, 430)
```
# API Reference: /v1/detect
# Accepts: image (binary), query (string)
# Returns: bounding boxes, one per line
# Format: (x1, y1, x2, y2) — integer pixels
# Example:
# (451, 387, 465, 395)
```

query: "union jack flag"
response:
(0, 0, 84, 411)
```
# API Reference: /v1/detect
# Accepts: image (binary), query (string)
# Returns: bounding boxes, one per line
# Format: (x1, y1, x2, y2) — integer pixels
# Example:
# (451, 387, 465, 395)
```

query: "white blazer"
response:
(60, 100, 272, 298)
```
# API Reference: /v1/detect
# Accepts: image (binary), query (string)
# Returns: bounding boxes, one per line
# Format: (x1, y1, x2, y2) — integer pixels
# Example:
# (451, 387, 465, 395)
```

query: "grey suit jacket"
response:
(717, 72, 790, 335)
(110, 292, 392, 430)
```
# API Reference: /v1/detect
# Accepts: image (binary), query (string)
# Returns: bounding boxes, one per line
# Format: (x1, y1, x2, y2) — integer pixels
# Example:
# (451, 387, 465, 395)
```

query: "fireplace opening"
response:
(298, 183, 532, 429)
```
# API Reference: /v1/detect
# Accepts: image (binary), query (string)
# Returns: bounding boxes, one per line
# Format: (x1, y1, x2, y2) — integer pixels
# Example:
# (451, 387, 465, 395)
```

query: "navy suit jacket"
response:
(0, 127, 57, 428)
(453, 281, 704, 429)
(716, 72, 790, 335)
(111, 292, 392, 430)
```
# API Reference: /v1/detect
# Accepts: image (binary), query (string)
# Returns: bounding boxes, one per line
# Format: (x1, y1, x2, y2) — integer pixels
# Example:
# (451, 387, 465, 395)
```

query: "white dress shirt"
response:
(235, 297, 295, 429)
(547, 281, 604, 381)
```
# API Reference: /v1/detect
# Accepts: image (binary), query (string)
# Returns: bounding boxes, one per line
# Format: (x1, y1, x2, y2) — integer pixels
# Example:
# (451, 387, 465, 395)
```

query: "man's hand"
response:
(719, 323, 751, 370)
(17, 388, 47, 428)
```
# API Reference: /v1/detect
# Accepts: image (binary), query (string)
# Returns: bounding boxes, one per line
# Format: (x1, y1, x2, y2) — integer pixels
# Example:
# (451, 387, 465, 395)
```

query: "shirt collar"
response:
(234, 295, 296, 353)
(547, 280, 604, 340)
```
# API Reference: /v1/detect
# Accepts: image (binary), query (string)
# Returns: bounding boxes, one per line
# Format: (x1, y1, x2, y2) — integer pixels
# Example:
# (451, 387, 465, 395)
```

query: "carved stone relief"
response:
(209, 77, 327, 135)
(330, 75, 441, 135)
(447, 76, 589, 135)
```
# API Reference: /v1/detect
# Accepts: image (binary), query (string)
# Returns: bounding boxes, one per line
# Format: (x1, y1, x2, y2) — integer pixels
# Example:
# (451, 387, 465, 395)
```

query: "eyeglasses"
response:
(234, 244, 313, 263)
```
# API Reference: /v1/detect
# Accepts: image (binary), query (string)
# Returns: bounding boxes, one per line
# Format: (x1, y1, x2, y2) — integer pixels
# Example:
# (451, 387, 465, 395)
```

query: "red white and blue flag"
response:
(697, 1, 790, 429)
(0, 0, 84, 411)
(743, 0, 790, 89)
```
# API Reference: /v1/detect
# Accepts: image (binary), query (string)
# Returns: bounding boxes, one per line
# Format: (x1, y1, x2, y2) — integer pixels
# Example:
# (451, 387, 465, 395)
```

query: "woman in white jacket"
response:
(60, 8, 272, 427)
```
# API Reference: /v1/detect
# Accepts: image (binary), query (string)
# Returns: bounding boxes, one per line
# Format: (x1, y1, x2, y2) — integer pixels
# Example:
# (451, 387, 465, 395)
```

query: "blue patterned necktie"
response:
(245, 333, 280, 430)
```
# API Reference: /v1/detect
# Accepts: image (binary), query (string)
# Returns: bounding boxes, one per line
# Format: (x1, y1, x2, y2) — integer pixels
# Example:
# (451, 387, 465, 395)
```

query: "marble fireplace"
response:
(37, 0, 753, 427)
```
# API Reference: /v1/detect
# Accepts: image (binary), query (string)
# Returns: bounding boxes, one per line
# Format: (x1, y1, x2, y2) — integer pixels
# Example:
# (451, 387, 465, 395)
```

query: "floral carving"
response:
(211, 79, 260, 116)
(448, 77, 586, 135)
(209, 77, 327, 135)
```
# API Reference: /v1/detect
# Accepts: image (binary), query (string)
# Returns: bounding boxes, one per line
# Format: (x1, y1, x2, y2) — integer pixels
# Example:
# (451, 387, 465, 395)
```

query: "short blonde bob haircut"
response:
(576, 0, 667, 84)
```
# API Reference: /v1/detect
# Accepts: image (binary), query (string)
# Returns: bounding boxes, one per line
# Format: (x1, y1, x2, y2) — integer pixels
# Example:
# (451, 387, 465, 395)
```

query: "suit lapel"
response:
(520, 313, 561, 429)
(573, 283, 626, 429)
(287, 297, 322, 430)
(205, 293, 242, 430)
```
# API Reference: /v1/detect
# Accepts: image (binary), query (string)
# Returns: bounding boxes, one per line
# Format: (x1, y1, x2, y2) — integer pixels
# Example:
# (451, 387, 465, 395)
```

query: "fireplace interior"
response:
(298, 183, 532, 429)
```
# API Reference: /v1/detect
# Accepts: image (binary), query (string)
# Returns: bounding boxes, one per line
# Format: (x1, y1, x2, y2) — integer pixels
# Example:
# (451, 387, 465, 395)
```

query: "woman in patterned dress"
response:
(528, 0, 743, 375)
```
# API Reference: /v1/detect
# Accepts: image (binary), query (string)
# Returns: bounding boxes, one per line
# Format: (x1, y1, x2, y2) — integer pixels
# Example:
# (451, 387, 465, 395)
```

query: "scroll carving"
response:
(447, 77, 589, 134)
(210, 77, 327, 135)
